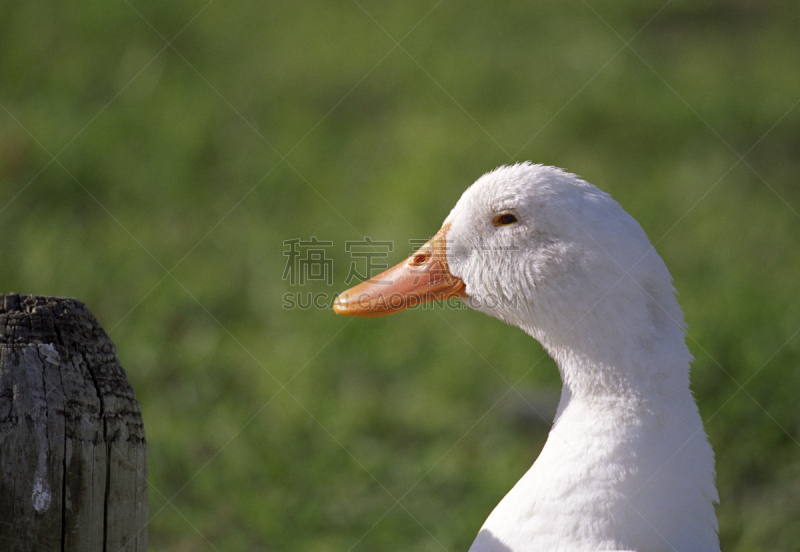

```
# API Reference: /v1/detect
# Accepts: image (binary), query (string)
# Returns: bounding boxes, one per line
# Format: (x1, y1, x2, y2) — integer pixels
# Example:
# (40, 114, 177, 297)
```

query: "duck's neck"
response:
(472, 336, 720, 552)
(551, 337, 691, 408)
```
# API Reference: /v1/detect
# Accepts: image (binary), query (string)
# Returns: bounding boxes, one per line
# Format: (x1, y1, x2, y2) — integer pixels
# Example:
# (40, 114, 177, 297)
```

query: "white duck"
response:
(333, 163, 719, 552)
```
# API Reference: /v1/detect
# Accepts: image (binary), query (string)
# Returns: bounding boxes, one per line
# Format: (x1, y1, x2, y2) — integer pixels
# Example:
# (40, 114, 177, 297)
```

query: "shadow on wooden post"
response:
(0, 293, 147, 552)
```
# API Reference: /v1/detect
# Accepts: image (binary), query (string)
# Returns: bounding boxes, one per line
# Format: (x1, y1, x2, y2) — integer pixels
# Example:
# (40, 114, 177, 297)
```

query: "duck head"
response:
(334, 163, 689, 395)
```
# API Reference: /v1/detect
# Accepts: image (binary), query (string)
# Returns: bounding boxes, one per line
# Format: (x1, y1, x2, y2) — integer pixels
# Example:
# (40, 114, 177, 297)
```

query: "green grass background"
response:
(2, 1, 799, 550)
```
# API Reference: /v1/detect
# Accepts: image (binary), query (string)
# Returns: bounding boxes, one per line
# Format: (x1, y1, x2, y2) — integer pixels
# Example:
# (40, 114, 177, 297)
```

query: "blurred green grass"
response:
(2, 0, 799, 550)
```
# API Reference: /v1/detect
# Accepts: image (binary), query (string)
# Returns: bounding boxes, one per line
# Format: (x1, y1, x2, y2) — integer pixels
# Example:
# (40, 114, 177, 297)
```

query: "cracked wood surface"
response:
(0, 293, 147, 552)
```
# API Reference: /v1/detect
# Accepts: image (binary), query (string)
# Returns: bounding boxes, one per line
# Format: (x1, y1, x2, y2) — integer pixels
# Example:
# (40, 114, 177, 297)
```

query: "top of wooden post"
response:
(1, 292, 116, 351)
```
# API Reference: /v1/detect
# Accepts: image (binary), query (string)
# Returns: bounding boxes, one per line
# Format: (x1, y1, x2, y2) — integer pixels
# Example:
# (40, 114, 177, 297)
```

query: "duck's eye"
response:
(493, 213, 518, 226)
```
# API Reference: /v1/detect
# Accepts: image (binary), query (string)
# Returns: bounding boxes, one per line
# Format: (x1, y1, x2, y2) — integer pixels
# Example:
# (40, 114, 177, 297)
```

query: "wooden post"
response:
(0, 293, 147, 552)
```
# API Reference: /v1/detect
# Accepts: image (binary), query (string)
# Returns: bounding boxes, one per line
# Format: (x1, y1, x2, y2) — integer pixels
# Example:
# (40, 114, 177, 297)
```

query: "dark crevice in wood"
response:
(61, 414, 68, 552)
(103, 438, 111, 552)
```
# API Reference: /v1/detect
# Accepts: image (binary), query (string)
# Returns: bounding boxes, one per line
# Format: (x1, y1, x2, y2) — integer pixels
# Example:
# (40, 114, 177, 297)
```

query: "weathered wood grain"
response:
(0, 293, 147, 552)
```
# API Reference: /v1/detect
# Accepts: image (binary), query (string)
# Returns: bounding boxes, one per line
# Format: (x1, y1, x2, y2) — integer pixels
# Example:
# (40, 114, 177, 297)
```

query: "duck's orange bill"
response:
(332, 224, 466, 317)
